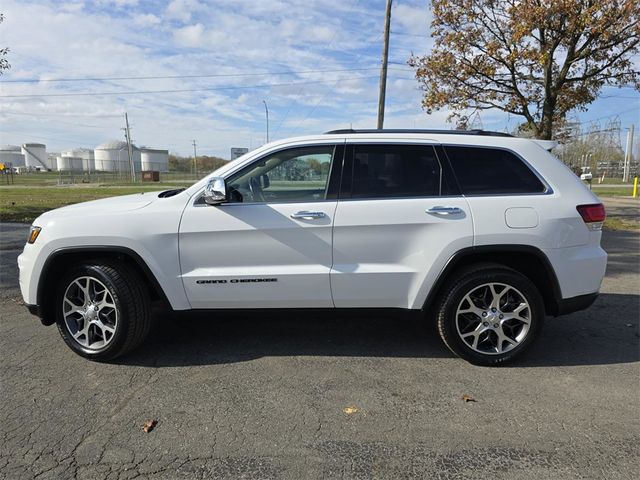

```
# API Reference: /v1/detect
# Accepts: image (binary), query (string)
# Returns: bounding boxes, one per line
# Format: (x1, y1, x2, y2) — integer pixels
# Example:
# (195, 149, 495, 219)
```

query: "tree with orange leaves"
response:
(409, 0, 640, 139)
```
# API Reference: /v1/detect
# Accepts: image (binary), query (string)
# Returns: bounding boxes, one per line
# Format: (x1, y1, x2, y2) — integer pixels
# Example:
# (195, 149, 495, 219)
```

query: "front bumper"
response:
(26, 303, 40, 316)
(24, 303, 54, 326)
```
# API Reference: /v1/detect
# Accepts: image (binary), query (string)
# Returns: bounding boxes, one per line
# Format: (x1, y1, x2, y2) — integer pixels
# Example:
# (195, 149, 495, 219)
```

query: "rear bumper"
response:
(543, 245, 607, 299)
(555, 292, 598, 316)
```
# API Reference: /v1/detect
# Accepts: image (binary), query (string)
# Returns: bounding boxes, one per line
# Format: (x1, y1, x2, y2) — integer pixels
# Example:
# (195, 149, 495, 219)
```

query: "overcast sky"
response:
(0, 0, 638, 158)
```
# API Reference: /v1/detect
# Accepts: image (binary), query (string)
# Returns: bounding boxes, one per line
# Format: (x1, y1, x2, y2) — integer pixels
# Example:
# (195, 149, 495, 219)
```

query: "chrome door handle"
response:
(290, 211, 326, 220)
(427, 206, 463, 215)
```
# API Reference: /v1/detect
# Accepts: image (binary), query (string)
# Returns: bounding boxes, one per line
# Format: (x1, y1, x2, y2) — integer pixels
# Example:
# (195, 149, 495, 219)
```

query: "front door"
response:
(179, 144, 341, 309)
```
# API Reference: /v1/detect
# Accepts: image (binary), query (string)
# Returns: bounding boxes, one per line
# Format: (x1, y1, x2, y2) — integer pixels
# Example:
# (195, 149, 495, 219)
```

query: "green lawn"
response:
(0, 185, 182, 223)
(593, 187, 635, 197)
(604, 216, 639, 232)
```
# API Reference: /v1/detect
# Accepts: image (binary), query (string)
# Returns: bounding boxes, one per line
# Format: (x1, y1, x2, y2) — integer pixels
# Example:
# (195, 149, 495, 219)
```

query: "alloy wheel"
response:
(62, 276, 119, 351)
(455, 282, 531, 355)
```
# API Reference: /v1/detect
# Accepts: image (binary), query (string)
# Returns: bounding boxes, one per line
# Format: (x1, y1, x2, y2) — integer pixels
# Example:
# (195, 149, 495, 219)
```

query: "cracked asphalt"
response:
(0, 221, 638, 479)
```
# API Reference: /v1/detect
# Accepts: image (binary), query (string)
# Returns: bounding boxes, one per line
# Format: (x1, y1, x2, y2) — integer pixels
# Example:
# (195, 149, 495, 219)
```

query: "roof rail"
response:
(324, 128, 513, 137)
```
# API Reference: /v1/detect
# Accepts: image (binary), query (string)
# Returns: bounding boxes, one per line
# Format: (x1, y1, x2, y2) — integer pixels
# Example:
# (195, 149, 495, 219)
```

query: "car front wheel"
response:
(55, 260, 150, 361)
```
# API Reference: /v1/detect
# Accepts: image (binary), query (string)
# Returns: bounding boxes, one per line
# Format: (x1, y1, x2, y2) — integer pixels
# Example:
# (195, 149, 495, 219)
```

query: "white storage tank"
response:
(62, 148, 95, 172)
(94, 140, 141, 172)
(48, 153, 59, 170)
(140, 147, 169, 172)
(22, 143, 50, 170)
(0, 145, 25, 167)
(57, 155, 84, 171)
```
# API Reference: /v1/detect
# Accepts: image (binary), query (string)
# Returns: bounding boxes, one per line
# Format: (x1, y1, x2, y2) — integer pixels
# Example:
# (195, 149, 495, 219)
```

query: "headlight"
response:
(27, 226, 42, 244)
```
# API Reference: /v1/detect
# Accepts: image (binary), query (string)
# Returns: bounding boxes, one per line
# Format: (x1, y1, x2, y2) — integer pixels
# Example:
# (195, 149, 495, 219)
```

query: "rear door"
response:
(330, 141, 473, 309)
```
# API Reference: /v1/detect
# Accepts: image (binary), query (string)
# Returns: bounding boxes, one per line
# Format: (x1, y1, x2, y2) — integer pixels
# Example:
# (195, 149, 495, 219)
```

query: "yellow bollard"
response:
(634, 176, 638, 198)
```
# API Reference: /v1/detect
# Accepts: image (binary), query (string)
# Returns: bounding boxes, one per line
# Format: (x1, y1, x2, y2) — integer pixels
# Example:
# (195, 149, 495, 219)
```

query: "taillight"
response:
(577, 204, 606, 231)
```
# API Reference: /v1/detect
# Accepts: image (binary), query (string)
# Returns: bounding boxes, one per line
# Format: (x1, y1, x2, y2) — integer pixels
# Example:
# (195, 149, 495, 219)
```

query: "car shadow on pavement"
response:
(516, 292, 640, 368)
(119, 310, 454, 367)
(119, 292, 639, 368)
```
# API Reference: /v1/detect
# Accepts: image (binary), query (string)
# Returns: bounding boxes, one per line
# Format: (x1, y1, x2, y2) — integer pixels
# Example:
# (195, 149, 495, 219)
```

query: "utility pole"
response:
(124, 113, 135, 182)
(623, 124, 634, 183)
(262, 100, 270, 143)
(377, 0, 392, 130)
(192, 140, 198, 176)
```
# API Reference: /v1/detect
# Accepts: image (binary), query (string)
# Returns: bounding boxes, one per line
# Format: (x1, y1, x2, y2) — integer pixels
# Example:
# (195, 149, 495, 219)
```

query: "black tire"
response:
(435, 265, 544, 366)
(55, 260, 151, 361)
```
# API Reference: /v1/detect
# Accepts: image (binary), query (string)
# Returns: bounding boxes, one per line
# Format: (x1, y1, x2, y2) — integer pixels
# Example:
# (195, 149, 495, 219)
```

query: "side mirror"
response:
(203, 177, 227, 205)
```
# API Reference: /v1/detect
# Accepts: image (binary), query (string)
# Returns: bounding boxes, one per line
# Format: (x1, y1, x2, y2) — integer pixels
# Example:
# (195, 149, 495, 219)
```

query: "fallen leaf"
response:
(343, 406, 359, 415)
(462, 394, 477, 403)
(142, 419, 157, 433)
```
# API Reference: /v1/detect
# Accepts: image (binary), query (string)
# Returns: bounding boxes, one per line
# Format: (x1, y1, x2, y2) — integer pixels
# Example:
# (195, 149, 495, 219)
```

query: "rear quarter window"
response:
(445, 146, 546, 195)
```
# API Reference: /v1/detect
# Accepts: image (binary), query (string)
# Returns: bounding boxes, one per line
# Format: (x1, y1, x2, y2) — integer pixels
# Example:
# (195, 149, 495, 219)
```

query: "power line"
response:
(390, 31, 429, 38)
(0, 74, 414, 99)
(290, 2, 390, 135)
(0, 67, 389, 84)
(0, 110, 122, 118)
(600, 94, 640, 99)
(0, 129, 96, 146)
(1, 111, 116, 128)
(579, 106, 640, 123)
(0, 78, 370, 98)
(271, 0, 356, 138)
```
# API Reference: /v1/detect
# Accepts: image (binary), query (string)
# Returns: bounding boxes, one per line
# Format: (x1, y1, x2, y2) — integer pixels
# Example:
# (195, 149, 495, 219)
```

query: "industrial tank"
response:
(140, 148, 169, 172)
(62, 148, 95, 172)
(56, 156, 83, 171)
(94, 140, 141, 172)
(48, 153, 59, 170)
(0, 145, 25, 167)
(22, 143, 49, 170)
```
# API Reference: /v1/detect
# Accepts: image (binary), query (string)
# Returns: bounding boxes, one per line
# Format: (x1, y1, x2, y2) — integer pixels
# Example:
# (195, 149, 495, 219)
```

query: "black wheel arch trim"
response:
(34, 246, 171, 326)
(422, 244, 569, 317)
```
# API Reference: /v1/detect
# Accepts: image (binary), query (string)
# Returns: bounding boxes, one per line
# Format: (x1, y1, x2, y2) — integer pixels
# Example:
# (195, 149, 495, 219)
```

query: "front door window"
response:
(226, 145, 335, 203)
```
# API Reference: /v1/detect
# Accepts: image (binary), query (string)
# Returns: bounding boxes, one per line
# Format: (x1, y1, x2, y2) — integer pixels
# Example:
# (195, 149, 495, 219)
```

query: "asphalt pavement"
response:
(0, 220, 638, 479)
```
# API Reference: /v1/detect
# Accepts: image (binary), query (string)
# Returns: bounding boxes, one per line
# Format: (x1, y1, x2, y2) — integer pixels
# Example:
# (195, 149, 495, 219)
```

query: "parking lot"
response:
(1, 217, 638, 479)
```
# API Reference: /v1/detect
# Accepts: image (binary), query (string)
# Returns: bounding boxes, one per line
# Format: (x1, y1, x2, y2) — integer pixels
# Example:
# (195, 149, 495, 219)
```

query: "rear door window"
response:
(444, 146, 546, 195)
(346, 144, 446, 199)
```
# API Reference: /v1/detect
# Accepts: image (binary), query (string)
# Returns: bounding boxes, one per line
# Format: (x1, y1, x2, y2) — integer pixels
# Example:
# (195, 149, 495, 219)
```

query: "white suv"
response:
(18, 130, 607, 365)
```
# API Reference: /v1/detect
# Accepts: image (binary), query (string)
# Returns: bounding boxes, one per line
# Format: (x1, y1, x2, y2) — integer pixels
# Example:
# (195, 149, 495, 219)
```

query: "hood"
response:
(36, 191, 161, 222)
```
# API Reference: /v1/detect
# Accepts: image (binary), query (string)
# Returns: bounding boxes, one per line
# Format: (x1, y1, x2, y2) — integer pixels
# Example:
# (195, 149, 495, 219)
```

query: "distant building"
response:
(231, 147, 249, 160)
(0, 145, 25, 167)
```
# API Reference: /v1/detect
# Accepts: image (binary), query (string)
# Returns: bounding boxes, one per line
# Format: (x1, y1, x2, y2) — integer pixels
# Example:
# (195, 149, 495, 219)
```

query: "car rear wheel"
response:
(55, 261, 151, 361)
(436, 266, 544, 366)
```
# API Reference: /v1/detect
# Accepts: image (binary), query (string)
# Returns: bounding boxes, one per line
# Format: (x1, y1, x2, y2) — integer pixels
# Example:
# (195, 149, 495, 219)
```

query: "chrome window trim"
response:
(193, 141, 554, 206)
(193, 196, 337, 208)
